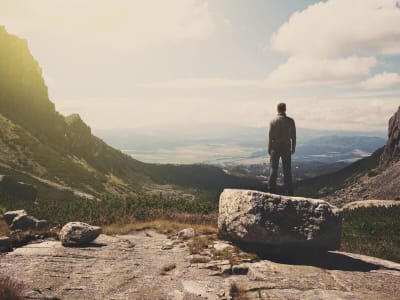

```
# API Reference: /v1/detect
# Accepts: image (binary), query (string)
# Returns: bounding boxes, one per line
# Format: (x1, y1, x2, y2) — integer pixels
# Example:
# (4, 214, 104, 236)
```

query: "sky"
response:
(0, 0, 400, 131)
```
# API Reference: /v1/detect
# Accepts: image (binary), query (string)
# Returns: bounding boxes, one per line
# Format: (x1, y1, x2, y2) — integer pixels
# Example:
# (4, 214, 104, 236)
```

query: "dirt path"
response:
(1, 230, 400, 299)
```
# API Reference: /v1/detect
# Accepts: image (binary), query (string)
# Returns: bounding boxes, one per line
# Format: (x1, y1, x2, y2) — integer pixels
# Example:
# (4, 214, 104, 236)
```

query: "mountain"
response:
(0, 26, 264, 208)
(95, 126, 385, 165)
(296, 106, 400, 207)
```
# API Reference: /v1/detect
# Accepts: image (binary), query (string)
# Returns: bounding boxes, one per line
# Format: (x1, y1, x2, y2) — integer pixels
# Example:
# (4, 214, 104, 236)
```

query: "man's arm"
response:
(268, 124, 273, 155)
(291, 119, 296, 154)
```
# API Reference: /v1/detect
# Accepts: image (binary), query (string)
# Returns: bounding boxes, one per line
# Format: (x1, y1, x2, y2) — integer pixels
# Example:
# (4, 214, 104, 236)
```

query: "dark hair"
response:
(277, 102, 286, 113)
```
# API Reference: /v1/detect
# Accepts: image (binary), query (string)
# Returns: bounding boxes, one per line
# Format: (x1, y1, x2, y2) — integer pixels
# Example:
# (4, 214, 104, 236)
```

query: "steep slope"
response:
(296, 107, 400, 206)
(0, 26, 264, 206)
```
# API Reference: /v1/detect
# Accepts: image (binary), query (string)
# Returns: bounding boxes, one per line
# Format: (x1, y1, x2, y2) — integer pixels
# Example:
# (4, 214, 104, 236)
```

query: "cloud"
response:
(142, 78, 258, 88)
(266, 56, 376, 86)
(56, 96, 399, 132)
(271, 0, 400, 57)
(268, 0, 400, 86)
(361, 72, 400, 89)
(0, 0, 215, 49)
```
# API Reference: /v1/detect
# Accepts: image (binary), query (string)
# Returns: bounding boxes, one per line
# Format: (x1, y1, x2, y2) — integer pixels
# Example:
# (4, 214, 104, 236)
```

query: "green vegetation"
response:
(341, 206, 400, 263)
(0, 189, 218, 228)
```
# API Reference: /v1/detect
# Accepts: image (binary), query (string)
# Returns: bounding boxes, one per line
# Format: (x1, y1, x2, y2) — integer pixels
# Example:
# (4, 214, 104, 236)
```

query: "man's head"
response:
(277, 102, 286, 114)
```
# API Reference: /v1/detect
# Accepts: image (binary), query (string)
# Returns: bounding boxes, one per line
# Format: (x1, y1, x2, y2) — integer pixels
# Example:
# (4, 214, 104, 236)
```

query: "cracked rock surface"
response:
(1, 230, 400, 299)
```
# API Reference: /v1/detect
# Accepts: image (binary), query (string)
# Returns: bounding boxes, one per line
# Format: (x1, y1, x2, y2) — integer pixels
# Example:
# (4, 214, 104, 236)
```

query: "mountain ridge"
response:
(0, 25, 264, 209)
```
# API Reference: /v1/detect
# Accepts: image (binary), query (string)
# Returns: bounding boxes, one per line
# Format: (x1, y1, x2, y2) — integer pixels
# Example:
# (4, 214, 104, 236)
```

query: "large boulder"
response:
(218, 189, 341, 251)
(3, 209, 27, 225)
(59, 222, 102, 247)
(0, 175, 37, 201)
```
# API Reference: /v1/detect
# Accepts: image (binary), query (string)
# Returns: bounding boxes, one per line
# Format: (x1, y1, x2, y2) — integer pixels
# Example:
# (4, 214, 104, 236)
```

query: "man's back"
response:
(269, 114, 296, 151)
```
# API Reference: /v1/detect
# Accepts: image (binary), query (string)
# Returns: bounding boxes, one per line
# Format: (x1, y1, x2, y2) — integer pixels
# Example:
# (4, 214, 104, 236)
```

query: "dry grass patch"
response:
(213, 246, 259, 266)
(103, 219, 217, 236)
(0, 274, 24, 300)
(187, 235, 213, 255)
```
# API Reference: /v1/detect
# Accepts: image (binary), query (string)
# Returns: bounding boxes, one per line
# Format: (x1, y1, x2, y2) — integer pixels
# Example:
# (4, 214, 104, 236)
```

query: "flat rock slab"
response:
(0, 231, 400, 299)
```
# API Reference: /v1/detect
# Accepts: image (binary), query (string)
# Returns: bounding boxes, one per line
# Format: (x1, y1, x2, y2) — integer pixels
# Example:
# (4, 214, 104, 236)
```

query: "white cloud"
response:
(266, 56, 376, 86)
(0, 0, 214, 49)
(142, 78, 258, 88)
(271, 0, 400, 57)
(361, 72, 400, 89)
(268, 0, 400, 86)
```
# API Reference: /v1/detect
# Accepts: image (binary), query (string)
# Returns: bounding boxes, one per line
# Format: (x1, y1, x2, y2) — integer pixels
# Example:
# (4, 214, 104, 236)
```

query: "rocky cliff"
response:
(380, 106, 400, 166)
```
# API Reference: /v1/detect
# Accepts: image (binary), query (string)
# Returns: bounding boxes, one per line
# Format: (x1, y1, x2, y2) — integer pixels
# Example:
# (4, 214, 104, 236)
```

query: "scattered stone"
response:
(10, 214, 39, 231)
(178, 228, 195, 240)
(232, 264, 249, 275)
(218, 189, 342, 250)
(160, 263, 176, 275)
(3, 209, 27, 225)
(59, 222, 101, 247)
(213, 241, 233, 252)
(161, 241, 174, 250)
(0, 236, 11, 251)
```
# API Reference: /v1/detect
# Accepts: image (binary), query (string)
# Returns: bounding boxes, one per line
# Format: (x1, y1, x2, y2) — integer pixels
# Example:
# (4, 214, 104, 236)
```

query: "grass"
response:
(212, 246, 259, 266)
(187, 235, 214, 255)
(341, 206, 400, 263)
(0, 274, 24, 300)
(103, 218, 217, 236)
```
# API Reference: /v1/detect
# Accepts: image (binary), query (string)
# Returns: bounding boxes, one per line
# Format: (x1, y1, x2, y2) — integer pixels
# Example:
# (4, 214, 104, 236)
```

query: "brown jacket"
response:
(268, 113, 296, 154)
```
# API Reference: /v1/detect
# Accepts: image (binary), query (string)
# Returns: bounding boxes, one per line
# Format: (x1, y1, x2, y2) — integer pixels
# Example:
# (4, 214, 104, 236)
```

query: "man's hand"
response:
(291, 148, 295, 155)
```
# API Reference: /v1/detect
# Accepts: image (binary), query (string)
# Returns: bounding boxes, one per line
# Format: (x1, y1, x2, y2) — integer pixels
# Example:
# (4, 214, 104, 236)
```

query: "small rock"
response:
(213, 241, 233, 252)
(0, 236, 11, 251)
(59, 222, 102, 247)
(10, 214, 39, 231)
(232, 264, 249, 275)
(162, 241, 174, 250)
(160, 263, 176, 275)
(3, 209, 27, 225)
(178, 228, 195, 240)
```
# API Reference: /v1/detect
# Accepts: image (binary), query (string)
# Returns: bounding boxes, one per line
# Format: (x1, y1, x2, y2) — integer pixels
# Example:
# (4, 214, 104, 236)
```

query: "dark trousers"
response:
(268, 146, 293, 196)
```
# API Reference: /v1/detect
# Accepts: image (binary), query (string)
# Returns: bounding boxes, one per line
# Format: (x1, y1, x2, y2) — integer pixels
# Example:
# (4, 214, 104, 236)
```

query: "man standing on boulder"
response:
(268, 102, 296, 196)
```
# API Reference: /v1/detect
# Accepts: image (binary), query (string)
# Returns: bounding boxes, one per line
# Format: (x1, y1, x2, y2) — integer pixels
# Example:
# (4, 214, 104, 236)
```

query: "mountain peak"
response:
(380, 106, 400, 166)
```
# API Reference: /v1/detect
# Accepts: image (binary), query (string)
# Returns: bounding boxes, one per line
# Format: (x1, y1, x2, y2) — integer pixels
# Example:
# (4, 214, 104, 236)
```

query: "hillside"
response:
(0, 25, 264, 211)
(296, 106, 400, 207)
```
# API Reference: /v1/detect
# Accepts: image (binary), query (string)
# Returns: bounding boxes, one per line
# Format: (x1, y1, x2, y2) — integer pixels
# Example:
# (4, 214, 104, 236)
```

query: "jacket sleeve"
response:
(268, 123, 273, 154)
(291, 119, 296, 152)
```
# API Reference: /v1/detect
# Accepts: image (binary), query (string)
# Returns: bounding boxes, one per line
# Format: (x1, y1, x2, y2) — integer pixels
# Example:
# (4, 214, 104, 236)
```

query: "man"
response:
(268, 102, 296, 196)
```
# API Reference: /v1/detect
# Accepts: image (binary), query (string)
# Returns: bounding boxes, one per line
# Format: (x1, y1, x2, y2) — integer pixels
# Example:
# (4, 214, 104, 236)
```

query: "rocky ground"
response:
(1, 230, 400, 300)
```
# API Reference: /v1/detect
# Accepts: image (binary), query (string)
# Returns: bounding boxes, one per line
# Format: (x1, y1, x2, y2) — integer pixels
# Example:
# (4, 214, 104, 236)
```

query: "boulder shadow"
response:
(66, 242, 107, 248)
(237, 243, 380, 272)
